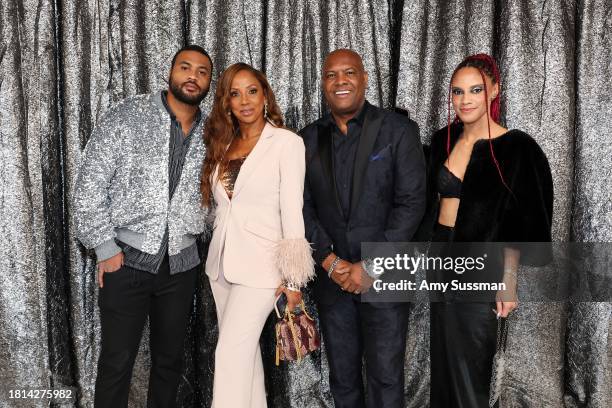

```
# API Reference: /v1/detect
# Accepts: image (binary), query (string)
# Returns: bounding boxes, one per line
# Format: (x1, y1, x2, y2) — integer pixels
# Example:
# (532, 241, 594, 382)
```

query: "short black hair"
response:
(171, 44, 213, 73)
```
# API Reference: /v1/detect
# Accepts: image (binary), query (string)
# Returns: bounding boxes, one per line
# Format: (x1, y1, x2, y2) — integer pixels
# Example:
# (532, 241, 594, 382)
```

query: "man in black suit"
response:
(300, 49, 426, 408)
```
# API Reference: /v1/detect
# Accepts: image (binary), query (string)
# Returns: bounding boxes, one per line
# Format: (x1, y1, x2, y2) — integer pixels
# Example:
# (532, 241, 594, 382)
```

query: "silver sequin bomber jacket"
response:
(73, 91, 208, 261)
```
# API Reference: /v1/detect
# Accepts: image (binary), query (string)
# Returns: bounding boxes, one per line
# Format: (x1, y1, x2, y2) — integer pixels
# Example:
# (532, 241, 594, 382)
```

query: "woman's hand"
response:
(495, 300, 518, 318)
(497, 248, 519, 318)
(495, 277, 518, 318)
(495, 287, 518, 318)
(275, 285, 303, 312)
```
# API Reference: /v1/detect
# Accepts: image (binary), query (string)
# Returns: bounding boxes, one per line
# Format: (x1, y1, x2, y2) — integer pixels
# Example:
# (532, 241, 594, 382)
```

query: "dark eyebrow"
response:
(229, 84, 257, 91)
(179, 61, 211, 73)
(323, 67, 358, 75)
(470, 84, 485, 88)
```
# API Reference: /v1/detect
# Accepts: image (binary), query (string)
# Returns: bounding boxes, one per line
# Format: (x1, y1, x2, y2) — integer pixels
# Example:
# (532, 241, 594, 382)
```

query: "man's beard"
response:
(169, 77, 209, 105)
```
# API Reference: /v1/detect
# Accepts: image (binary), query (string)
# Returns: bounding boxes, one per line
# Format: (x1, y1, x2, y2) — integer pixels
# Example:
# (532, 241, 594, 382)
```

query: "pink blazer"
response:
(205, 122, 314, 289)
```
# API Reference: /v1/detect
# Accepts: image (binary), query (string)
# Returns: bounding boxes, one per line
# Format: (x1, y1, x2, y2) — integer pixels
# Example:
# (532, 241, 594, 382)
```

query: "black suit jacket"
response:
(300, 104, 426, 304)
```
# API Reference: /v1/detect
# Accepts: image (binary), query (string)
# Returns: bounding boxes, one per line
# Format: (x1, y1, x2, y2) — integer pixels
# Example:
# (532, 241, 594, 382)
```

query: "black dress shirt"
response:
(330, 102, 369, 217)
(316, 102, 369, 263)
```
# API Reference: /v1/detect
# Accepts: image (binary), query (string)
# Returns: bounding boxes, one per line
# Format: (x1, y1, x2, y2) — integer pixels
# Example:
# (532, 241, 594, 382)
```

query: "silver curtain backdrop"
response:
(0, 0, 610, 407)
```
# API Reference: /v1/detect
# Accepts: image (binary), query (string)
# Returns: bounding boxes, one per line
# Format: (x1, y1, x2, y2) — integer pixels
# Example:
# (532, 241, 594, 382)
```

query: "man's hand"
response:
(341, 263, 372, 294)
(322, 253, 351, 275)
(330, 270, 350, 287)
(97, 252, 124, 288)
(360, 266, 374, 293)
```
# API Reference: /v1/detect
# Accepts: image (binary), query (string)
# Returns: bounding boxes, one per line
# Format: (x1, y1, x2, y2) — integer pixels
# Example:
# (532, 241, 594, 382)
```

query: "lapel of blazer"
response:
(316, 120, 345, 219)
(231, 122, 275, 199)
(350, 105, 384, 217)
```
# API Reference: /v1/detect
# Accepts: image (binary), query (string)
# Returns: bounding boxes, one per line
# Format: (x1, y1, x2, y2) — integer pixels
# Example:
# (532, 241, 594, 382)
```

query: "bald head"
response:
(323, 49, 365, 72)
(322, 49, 368, 118)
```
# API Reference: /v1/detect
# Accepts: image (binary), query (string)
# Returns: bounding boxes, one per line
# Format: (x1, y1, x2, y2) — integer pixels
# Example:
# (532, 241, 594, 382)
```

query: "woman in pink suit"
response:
(200, 63, 315, 408)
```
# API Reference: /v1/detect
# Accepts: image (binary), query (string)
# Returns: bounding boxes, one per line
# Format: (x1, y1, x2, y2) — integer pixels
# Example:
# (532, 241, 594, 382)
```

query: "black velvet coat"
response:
(417, 123, 554, 272)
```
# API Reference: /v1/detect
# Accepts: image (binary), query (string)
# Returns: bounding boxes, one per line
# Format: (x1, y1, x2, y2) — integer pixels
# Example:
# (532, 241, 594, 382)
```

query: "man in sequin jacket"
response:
(73, 45, 212, 407)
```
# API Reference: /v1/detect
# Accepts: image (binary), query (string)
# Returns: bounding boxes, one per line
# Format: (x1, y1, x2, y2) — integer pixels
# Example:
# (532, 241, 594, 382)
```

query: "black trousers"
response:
(429, 223, 498, 408)
(430, 302, 497, 408)
(94, 258, 197, 408)
(317, 293, 409, 408)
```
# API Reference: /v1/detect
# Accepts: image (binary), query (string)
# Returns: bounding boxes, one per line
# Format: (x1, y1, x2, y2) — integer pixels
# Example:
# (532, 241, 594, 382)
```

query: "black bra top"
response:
(437, 165, 462, 198)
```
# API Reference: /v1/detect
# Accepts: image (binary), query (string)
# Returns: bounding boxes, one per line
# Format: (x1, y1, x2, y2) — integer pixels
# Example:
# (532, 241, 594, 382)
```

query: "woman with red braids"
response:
(417, 54, 553, 407)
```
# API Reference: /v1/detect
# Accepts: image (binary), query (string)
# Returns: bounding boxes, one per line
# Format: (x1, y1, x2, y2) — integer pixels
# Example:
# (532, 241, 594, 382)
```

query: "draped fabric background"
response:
(0, 0, 610, 407)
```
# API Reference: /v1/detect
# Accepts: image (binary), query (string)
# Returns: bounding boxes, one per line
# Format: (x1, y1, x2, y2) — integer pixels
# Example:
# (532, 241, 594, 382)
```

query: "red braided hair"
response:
(446, 53, 511, 192)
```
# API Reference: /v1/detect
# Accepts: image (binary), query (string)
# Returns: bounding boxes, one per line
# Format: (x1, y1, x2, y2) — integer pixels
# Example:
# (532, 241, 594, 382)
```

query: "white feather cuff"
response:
(275, 238, 315, 288)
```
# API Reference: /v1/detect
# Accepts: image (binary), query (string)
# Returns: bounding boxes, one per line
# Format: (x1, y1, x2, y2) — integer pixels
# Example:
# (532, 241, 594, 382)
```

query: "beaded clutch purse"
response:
(274, 300, 320, 365)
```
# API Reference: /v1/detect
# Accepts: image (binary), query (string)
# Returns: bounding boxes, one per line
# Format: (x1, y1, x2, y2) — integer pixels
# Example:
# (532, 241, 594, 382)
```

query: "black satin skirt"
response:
(430, 223, 498, 408)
